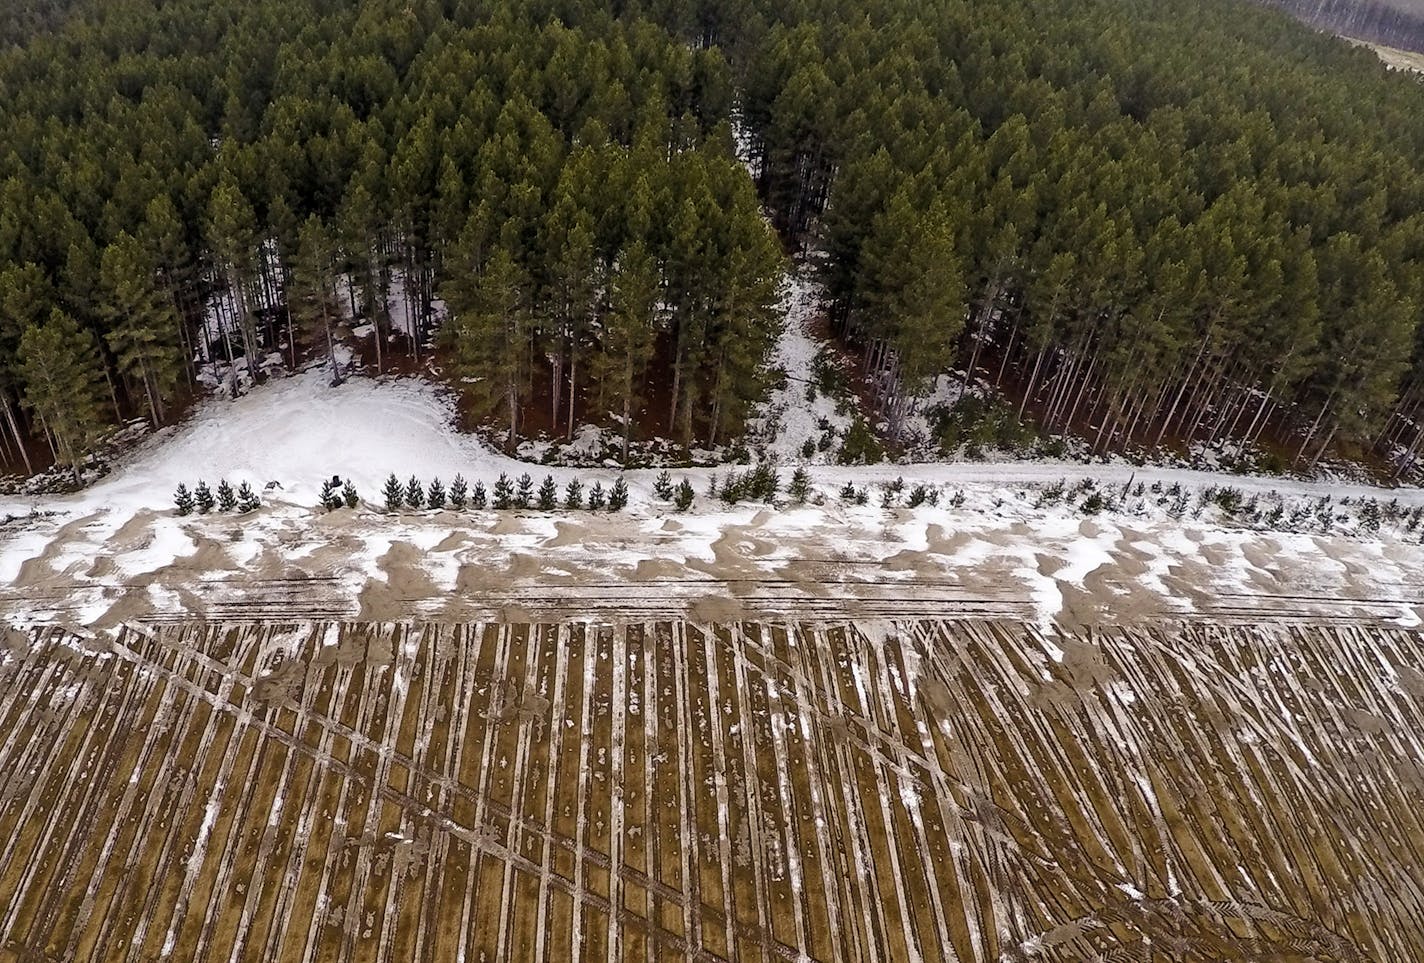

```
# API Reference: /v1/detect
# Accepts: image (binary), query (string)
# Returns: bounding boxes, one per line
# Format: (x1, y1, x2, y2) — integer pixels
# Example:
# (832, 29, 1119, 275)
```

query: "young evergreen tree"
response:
(217, 479, 237, 512)
(564, 477, 585, 509)
(342, 480, 359, 508)
(471, 479, 488, 509)
(654, 469, 674, 500)
(383, 473, 405, 510)
(675, 478, 695, 511)
(449, 473, 468, 509)
(427, 477, 446, 509)
(319, 477, 341, 511)
(537, 474, 559, 510)
(789, 466, 811, 503)
(195, 480, 215, 513)
(492, 473, 513, 509)
(515, 472, 534, 509)
(587, 481, 606, 510)
(405, 475, 425, 509)
(17, 309, 108, 484)
(236, 482, 261, 513)
(174, 483, 194, 516)
(609, 477, 629, 512)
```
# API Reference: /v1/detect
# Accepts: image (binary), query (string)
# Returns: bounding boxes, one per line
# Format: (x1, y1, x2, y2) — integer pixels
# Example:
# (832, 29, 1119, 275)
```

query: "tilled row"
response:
(0, 619, 1420, 961)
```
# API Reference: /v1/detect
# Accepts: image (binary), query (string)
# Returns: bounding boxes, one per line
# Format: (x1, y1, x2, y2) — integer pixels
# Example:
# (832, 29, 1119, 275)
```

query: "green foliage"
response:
(405, 475, 424, 510)
(493, 474, 514, 510)
(538, 474, 559, 509)
(564, 478, 583, 509)
(383, 473, 404, 511)
(448, 474, 467, 509)
(195, 481, 215, 514)
(342, 480, 359, 509)
(236, 482, 261, 513)
(654, 470, 674, 500)
(838, 418, 884, 466)
(174, 483, 193, 516)
(470, 480, 488, 510)
(587, 481, 607, 510)
(674, 478, 695, 511)
(930, 396, 1036, 456)
(609, 477, 629, 512)
(319, 478, 341, 511)
(217, 480, 237, 512)
(515, 473, 534, 509)
(427, 477, 446, 509)
(16, 309, 107, 482)
(788, 466, 811, 503)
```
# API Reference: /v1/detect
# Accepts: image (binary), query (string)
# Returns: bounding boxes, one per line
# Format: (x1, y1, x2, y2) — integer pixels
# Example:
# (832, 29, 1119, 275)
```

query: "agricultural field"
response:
(0, 618, 1421, 962)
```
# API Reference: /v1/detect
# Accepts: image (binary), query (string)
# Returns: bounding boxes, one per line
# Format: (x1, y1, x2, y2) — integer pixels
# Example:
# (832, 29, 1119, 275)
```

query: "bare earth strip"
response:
(0, 619, 1421, 962)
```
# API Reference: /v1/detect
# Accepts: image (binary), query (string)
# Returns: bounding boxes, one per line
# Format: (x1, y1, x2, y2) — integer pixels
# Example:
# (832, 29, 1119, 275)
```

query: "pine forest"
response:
(1, 0, 1424, 481)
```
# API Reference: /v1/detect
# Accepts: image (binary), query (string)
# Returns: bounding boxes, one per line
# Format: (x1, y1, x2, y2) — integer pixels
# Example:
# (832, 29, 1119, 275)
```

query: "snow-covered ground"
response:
(3, 364, 1423, 630)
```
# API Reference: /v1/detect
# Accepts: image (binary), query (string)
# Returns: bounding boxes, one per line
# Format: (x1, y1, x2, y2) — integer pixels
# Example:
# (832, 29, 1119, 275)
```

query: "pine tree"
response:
(609, 477, 629, 512)
(290, 215, 344, 383)
(217, 480, 237, 512)
(206, 171, 262, 380)
(342, 480, 359, 509)
(195, 480, 215, 513)
(675, 478, 695, 511)
(839, 481, 858, 503)
(384, 473, 405, 511)
(789, 466, 811, 503)
(236, 482, 261, 513)
(449, 473, 468, 509)
(515, 473, 533, 509)
(174, 483, 194, 516)
(441, 238, 531, 448)
(564, 478, 584, 509)
(493, 473, 513, 509)
(17, 309, 108, 484)
(653, 469, 674, 500)
(99, 232, 181, 427)
(471, 480, 488, 510)
(595, 239, 659, 459)
(405, 475, 425, 509)
(587, 481, 606, 510)
(538, 474, 558, 509)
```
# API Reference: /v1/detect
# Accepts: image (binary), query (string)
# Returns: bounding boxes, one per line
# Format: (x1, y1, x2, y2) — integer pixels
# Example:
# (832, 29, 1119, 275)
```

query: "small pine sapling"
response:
(674, 478, 695, 512)
(383, 473, 404, 511)
(470, 480, 488, 509)
(564, 478, 584, 509)
(236, 482, 261, 513)
(174, 483, 194, 516)
(653, 469, 674, 500)
(609, 477, 629, 512)
(587, 481, 606, 510)
(515, 473, 534, 509)
(405, 475, 424, 509)
(427, 477, 446, 509)
(789, 467, 812, 504)
(217, 479, 237, 512)
(195, 480, 215, 513)
(537, 474, 558, 510)
(839, 481, 858, 503)
(319, 477, 341, 511)
(492, 473, 513, 509)
(342, 480, 359, 508)
(448, 474, 468, 509)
